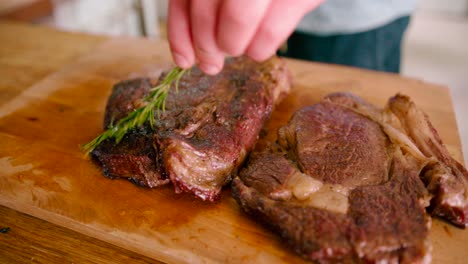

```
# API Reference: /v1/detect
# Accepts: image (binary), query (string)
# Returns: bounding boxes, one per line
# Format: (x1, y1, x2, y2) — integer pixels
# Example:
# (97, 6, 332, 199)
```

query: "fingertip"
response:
(199, 56, 225, 75)
(246, 47, 271, 62)
(168, 0, 195, 69)
(199, 62, 222, 75)
(172, 51, 194, 69)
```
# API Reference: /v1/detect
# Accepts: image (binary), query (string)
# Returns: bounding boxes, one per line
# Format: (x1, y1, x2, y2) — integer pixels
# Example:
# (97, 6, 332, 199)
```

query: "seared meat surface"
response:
(232, 93, 468, 263)
(92, 57, 291, 201)
(387, 95, 468, 227)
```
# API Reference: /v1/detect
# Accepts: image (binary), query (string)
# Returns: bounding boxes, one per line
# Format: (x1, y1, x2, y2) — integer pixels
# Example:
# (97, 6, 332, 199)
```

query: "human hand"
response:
(168, 0, 324, 74)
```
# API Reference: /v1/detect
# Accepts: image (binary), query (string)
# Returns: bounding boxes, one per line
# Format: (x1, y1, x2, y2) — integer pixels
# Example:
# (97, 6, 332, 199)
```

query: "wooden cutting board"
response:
(0, 22, 467, 263)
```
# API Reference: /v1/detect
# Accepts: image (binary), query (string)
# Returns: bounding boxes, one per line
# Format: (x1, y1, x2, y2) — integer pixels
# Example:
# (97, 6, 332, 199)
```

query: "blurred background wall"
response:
(1, 0, 467, 163)
(420, 0, 468, 15)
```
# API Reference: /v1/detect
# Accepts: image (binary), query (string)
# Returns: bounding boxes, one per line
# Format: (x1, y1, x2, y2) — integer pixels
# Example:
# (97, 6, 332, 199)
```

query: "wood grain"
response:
(0, 205, 160, 264)
(0, 22, 466, 263)
(0, 21, 105, 105)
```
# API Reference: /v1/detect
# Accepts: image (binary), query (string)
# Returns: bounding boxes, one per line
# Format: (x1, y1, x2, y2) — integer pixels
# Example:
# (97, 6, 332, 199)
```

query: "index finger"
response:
(168, 0, 195, 69)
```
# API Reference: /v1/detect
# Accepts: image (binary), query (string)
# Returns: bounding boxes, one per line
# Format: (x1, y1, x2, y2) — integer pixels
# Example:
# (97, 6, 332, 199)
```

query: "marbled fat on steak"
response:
(232, 93, 468, 263)
(91, 56, 291, 201)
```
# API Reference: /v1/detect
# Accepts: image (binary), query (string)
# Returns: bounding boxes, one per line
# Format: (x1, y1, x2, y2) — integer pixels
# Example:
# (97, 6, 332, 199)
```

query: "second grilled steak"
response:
(232, 93, 468, 263)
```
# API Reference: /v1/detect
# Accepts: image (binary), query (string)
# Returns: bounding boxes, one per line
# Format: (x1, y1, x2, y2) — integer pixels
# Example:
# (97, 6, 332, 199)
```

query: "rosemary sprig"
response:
(82, 67, 187, 155)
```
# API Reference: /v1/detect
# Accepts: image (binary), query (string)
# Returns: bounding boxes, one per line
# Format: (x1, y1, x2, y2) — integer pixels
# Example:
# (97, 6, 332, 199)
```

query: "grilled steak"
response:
(92, 57, 291, 201)
(232, 93, 468, 263)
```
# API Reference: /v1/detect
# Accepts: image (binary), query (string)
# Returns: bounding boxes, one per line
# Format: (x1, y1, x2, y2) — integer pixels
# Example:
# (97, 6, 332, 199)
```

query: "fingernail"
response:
(173, 52, 191, 69)
(200, 63, 221, 75)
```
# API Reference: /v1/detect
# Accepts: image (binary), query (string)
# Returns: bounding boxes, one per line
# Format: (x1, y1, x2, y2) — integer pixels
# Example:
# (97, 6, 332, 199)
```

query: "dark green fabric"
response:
(280, 16, 411, 73)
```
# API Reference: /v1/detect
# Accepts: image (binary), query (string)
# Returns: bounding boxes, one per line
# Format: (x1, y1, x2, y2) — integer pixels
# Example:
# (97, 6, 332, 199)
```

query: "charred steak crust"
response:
(91, 127, 169, 187)
(91, 79, 168, 188)
(233, 92, 468, 263)
(91, 56, 291, 201)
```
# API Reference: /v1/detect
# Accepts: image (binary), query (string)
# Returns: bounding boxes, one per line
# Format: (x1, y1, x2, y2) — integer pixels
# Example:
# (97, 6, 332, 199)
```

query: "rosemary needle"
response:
(82, 67, 187, 155)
